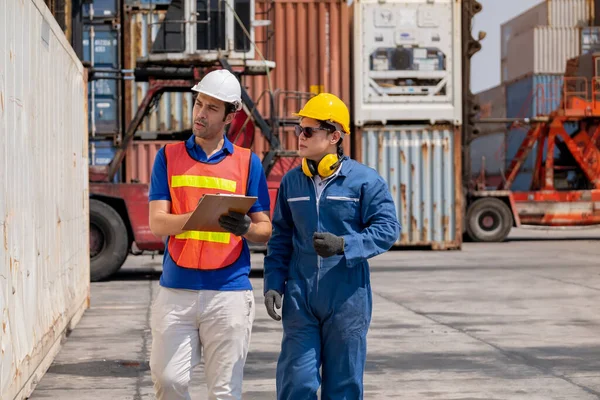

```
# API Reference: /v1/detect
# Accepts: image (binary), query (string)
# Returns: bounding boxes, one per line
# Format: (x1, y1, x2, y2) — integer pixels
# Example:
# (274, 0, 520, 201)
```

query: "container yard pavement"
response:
(30, 228, 600, 400)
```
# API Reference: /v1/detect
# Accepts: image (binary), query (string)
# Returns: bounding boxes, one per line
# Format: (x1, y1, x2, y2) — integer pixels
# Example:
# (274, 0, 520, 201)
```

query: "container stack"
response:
(500, 0, 594, 190)
(120, 0, 354, 186)
(83, 0, 122, 180)
(470, 85, 507, 189)
(352, 0, 463, 249)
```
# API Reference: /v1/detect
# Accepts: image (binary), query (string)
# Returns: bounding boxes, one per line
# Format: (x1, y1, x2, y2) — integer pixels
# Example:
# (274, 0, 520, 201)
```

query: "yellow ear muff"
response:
(317, 154, 340, 177)
(302, 158, 316, 177)
(302, 154, 340, 178)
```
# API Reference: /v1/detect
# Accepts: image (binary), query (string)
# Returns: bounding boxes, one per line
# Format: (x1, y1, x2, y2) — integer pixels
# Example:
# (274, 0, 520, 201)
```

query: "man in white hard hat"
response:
(147, 69, 273, 399)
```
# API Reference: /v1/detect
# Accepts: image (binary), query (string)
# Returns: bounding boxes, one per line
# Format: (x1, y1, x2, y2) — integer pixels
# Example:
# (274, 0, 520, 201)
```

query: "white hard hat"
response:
(191, 69, 242, 111)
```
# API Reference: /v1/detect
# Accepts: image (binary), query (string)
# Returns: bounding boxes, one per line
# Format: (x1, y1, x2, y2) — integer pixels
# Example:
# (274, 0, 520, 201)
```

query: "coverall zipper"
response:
(311, 175, 337, 293)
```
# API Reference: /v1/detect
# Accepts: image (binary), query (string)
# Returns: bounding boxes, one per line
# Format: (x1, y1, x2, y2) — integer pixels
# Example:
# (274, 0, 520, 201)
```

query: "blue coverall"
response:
(264, 157, 401, 399)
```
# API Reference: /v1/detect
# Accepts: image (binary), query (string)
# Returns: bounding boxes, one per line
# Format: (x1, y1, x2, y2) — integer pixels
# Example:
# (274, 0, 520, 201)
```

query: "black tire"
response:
(466, 198, 513, 243)
(89, 199, 129, 281)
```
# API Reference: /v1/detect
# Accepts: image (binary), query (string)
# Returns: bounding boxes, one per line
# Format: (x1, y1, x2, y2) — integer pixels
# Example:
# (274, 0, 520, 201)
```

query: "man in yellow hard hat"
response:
(263, 92, 400, 399)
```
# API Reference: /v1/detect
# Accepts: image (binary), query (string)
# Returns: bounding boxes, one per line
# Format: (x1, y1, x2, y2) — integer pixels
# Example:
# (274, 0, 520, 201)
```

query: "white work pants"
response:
(150, 286, 255, 400)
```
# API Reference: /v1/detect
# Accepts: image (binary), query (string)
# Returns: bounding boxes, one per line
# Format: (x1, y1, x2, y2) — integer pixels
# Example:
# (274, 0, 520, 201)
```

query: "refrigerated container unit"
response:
(352, 0, 462, 126)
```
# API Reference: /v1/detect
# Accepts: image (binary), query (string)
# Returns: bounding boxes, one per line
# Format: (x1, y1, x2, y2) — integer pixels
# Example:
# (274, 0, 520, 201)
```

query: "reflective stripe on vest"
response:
(165, 141, 252, 270)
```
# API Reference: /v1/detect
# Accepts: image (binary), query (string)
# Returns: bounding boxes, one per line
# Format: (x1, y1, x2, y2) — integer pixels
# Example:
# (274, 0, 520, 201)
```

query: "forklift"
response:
(85, 0, 302, 280)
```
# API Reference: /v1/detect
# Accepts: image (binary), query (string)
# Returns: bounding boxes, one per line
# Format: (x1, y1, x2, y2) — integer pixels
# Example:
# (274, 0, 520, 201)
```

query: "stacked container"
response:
(121, 0, 354, 185)
(351, 0, 463, 249)
(471, 85, 507, 187)
(83, 0, 122, 182)
(501, 0, 594, 190)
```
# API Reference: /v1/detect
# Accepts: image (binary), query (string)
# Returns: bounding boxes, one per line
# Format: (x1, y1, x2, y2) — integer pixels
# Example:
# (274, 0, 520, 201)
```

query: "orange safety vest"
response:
(165, 141, 252, 270)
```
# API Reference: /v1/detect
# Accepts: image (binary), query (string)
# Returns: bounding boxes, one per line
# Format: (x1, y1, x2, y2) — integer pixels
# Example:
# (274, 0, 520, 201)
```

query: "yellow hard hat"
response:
(293, 93, 351, 135)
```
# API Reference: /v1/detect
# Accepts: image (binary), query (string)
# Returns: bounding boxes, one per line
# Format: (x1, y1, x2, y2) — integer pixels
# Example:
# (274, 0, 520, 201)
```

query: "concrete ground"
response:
(29, 227, 600, 399)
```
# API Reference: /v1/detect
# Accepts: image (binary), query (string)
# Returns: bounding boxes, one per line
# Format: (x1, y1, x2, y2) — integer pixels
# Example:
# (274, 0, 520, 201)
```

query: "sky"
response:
(470, 0, 543, 93)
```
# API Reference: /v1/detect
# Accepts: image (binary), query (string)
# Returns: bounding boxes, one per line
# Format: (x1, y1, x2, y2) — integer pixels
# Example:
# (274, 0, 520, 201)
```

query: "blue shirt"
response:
(149, 134, 270, 291)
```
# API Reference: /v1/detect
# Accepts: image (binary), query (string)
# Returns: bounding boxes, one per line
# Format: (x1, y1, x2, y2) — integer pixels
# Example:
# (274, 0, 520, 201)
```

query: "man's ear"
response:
(224, 112, 236, 125)
(330, 131, 342, 145)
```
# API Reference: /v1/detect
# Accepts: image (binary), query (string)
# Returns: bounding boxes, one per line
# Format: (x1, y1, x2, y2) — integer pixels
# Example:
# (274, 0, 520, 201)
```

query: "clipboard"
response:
(181, 194, 258, 232)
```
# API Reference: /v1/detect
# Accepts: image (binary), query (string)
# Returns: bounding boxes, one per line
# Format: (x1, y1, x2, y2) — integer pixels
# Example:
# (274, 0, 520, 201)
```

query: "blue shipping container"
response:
(83, 0, 118, 18)
(89, 141, 121, 182)
(506, 74, 564, 118)
(89, 97, 119, 133)
(511, 172, 533, 192)
(89, 79, 118, 97)
(83, 25, 119, 67)
(506, 121, 579, 175)
(469, 132, 506, 177)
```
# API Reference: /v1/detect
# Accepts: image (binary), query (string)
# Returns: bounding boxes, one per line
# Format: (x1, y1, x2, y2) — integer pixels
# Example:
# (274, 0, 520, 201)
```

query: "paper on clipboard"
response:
(181, 194, 258, 232)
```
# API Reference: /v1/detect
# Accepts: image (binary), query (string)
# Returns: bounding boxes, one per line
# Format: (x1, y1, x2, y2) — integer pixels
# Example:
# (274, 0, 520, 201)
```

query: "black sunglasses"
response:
(294, 123, 335, 138)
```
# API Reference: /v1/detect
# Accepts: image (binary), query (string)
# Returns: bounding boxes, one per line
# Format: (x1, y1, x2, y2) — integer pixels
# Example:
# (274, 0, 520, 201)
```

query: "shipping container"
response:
(125, 135, 306, 184)
(83, 24, 119, 67)
(0, 0, 90, 398)
(125, 140, 176, 184)
(123, 0, 352, 157)
(469, 132, 506, 178)
(581, 27, 600, 53)
(83, 0, 118, 18)
(124, 9, 194, 135)
(474, 84, 506, 135)
(505, 120, 578, 175)
(501, 0, 593, 59)
(354, 125, 461, 249)
(352, 0, 462, 126)
(505, 27, 581, 83)
(244, 0, 353, 156)
(505, 74, 564, 118)
(90, 141, 121, 182)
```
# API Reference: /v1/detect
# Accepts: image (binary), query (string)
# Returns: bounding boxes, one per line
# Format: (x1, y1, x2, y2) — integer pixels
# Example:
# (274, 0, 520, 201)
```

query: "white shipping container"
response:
(352, 0, 462, 126)
(501, 0, 593, 59)
(0, 0, 90, 398)
(505, 26, 581, 83)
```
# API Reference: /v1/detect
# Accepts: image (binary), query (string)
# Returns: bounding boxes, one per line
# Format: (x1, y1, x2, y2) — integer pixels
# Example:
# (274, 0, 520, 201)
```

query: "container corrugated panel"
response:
(125, 136, 305, 184)
(124, 10, 194, 135)
(83, 0, 118, 18)
(355, 125, 461, 249)
(505, 27, 580, 82)
(500, 0, 593, 59)
(548, 0, 594, 27)
(0, 0, 90, 398)
(506, 127, 537, 172)
(475, 84, 506, 135)
(125, 140, 178, 184)
(469, 132, 506, 177)
(244, 0, 353, 157)
(83, 24, 119, 67)
(506, 74, 564, 118)
(123, 1, 351, 169)
(501, 2, 547, 59)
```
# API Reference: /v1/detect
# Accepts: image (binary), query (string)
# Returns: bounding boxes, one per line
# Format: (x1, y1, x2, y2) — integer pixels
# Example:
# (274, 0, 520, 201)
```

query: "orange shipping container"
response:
(240, 0, 353, 158)
(124, 0, 354, 184)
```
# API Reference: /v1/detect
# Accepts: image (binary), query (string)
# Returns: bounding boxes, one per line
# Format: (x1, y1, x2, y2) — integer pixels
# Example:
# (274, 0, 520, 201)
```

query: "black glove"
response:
(218, 211, 251, 236)
(312, 232, 345, 258)
(264, 290, 282, 321)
